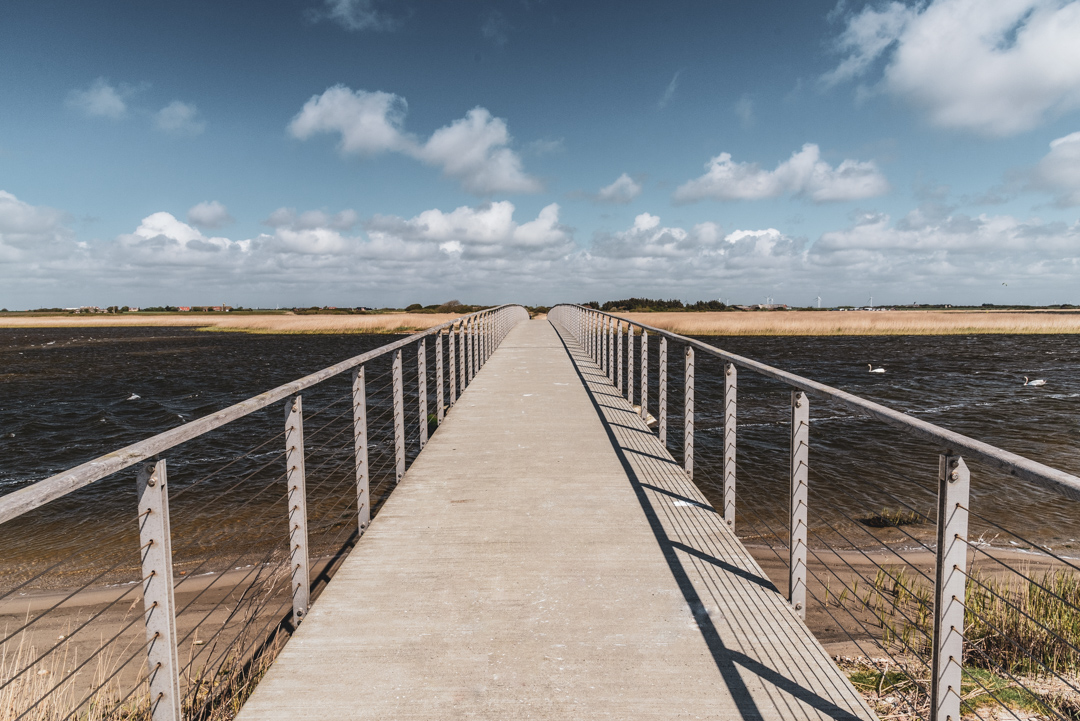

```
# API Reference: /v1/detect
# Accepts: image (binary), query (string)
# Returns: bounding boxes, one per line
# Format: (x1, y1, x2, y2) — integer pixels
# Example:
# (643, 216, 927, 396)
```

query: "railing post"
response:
(684, 346, 694, 478)
(392, 350, 405, 482)
(932, 454, 970, 721)
(418, 339, 428, 449)
(458, 321, 466, 393)
(627, 323, 634, 404)
(789, 390, 809, 620)
(659, 337, 668, 444)
(616, 321, 623, 393)
(724, 363, 737, 530)
(136, 460, 181, 721)
(352, 367, 370, 531)
(608, 317, 615, 381)
(471, 316, 478, 378)
(436, 331, 444, 424)
(480, 314, 486, 366)
(285, 396, 310, 625)
(640, 330, 648, 420)
(448, 327, 457, 407)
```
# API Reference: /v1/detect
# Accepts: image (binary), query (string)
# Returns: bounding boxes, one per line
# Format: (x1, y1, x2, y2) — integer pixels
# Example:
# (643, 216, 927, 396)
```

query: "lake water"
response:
(2, 325, 1079, 590)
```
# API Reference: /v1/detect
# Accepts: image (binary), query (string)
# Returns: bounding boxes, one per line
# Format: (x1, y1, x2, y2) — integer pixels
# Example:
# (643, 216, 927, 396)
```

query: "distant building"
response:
(178, 306, 191, 312)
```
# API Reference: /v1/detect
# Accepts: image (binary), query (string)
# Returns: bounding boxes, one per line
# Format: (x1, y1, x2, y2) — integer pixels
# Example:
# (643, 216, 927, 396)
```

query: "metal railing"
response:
(550, 303, 1080, 721)
(0, 304, 529, 721)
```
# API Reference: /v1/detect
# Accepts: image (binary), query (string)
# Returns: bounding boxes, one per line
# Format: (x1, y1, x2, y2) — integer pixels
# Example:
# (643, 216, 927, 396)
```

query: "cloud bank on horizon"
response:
(2, 0, 1080, 307)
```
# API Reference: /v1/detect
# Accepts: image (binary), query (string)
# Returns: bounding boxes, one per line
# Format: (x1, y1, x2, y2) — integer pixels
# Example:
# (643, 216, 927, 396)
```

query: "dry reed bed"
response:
(0, 314, 460, 334)
(619, 310, 1080, 336)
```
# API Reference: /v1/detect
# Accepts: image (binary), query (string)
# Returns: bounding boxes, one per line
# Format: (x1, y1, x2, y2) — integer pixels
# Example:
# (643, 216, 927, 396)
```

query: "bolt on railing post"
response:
(392, 350, 405, 483)
(418, 339, 428, 449)
(436, 331, 445, 424)
(616, 321, 623, 393)
(684, 346, 694, 479)
(352, 367, 370, 531)
(627, 324, 634, 404)
(932, 453, 970, 721)
(285, 396, 310, 626)
(659, 337, 668, 445)
(789, 390, 809, 620)
(724, 363, 737, 530)
(640, 330, 648, 420)
(136, 460, 181, 721)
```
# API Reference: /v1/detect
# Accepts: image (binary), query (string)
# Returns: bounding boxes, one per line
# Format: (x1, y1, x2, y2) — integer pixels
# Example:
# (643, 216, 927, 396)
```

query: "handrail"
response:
(0, 305, 519, 525)
(552, 304, 1080, 503)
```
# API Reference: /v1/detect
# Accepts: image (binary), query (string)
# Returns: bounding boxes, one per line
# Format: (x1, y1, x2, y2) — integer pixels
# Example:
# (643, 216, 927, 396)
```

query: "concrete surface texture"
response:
(235, 319, 877, 720)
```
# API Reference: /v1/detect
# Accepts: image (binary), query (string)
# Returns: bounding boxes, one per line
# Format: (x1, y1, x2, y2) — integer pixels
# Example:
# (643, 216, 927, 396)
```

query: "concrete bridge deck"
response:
(236, 319, 876, 720)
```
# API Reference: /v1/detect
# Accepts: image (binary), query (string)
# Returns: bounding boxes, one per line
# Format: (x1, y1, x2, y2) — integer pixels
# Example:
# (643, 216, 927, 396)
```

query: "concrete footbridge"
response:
(19, 303, 1078, 720)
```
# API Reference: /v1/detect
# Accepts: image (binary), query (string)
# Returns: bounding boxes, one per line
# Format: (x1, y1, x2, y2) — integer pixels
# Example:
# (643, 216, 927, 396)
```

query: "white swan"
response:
(1023, 376, 1046, 387)
(868, 364, 886, 374)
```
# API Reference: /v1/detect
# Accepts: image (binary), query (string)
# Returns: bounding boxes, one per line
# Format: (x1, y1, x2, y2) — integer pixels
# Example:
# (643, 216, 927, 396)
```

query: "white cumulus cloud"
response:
(416, 108, 542, 195)
(187, 201, 233, 229)
(289, 86, 409, 155)
(595, 173, 643, 204)
(1032, 131, 1080, 206)
(0, 191, 73, 262)
(825, 0, 1080, 136)
(289, 86, 541, 195)
(673, 143, 889, 203)
(154, 101, 206, 136)
(65, 78, 132, 119)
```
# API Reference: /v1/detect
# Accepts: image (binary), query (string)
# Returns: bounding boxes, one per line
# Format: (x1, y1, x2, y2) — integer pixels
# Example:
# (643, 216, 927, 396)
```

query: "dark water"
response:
(2, 327, 1079, 588)
(669, 333, 1080, 555)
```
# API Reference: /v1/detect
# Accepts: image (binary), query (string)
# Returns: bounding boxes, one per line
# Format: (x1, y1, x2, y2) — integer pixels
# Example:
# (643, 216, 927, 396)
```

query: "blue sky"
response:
(2, 0, 1080, 308)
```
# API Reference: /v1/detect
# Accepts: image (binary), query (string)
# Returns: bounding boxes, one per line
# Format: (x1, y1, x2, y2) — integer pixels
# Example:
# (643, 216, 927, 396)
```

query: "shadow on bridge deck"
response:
(235, 319, 877, 720)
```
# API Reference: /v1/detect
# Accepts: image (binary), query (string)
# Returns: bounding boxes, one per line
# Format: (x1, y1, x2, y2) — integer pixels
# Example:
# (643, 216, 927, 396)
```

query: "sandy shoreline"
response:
(4, 309, 1080, 335)
(619, 309, 1080, 336)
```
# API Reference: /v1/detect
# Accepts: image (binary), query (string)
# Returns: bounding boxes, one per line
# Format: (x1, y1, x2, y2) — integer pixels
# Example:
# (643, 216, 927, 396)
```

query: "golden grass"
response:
(0, 313, 461, 334)
(618, 310, 1080, 336)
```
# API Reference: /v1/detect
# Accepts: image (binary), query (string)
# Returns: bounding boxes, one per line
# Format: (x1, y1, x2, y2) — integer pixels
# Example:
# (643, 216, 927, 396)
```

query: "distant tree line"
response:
(581, 298, 728, 312)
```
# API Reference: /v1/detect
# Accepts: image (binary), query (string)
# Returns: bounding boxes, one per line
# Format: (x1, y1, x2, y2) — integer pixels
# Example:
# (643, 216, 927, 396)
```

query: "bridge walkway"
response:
(235, 319, 877, 720)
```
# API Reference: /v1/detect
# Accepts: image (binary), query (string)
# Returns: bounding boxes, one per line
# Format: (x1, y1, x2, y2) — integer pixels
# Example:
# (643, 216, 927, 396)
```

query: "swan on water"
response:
(868, 364, 886, 374)
(1023, 376, 1046, 387)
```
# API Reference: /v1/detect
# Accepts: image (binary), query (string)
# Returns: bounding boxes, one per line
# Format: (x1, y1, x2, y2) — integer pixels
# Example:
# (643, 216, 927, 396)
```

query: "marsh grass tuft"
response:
(858, 508, 925, 528)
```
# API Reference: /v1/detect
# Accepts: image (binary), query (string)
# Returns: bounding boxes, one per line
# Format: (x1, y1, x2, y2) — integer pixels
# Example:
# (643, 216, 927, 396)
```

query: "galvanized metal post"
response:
(724, 363, 737, 530)
(436, 331, 444, 424)
(418, 339, 428, 449)
(479, 314, 486, 366)
(684, 346, 694, 479)
(789, 391, 809, 620)
(352, 367, 370, 531)
(608, 317, 615, 381)
(392, 350, 405, 482)
(627, 324, 634, 404)
(285, 396, 310, 625)
(640, 330, 648, 420)
(471, 316, 478, 378)
(136, 460, 181, 721)
(457, 321, 465, 394)
(466, 317, 474, 383)
(659, 337, 668, 444)
(932, 454, 970, 721)
(616, 321, 623, 393)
